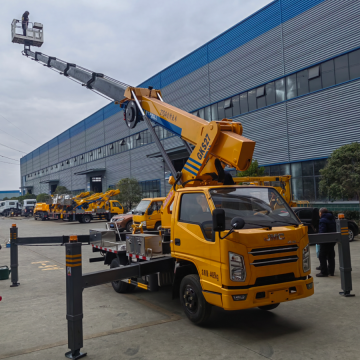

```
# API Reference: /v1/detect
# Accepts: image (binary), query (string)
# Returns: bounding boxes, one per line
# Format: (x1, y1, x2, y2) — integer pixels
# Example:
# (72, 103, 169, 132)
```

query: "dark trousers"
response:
(319, 243, 336, 275)
(22, 24, 27, 36)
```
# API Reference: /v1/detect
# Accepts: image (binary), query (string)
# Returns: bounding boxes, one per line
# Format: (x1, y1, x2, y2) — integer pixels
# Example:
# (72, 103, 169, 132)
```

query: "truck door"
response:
(172, 192, 221, 289)
(147, 201, 162, 229)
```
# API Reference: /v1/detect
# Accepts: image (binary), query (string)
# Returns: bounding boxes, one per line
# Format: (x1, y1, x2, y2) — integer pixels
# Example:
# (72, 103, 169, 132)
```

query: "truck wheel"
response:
(110, 258, 133, 293)
(126, 221, 133, 232)
(348, 227, 354, 242)
(258, 303, 280, 311)
(155, 222, 161, 231)
(82, 215, 91, 223)
(180, 274, 212, 325)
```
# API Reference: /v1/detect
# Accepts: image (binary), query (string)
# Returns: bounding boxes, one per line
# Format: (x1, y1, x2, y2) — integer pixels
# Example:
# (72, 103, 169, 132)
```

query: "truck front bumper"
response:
(220, 276, 314, 311)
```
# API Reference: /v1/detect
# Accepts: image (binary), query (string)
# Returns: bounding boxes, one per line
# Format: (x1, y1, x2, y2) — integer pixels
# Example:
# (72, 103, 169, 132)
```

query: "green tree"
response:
(54, 186, 70, 195)
(319, 143, 360, 202)
(2, 197, 9, 200)
(116, 178, 142, 211)
(37, 193, 51, 203)
(237, 159, 265, 177)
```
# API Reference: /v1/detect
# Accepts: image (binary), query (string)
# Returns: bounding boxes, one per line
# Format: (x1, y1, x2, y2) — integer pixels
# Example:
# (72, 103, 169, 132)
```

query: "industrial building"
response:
(20, 0, 360, 205)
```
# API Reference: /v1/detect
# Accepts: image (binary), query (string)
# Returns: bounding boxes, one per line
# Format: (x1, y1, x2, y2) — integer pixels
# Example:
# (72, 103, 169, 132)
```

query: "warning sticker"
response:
(67, 267, 71, 276)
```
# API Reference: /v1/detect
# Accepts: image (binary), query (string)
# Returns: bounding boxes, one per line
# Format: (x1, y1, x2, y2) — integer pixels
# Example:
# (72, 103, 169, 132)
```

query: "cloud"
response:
(0, 0, 272, 190)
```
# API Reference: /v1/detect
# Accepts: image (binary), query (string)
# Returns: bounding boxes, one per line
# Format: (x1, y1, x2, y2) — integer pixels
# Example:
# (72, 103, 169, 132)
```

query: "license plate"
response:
(269, 289, 289, 303)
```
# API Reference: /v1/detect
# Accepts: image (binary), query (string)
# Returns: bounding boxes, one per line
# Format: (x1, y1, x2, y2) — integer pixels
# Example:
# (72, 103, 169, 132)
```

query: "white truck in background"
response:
(21, 199, 37, 217)
(0, 200, 21, 217)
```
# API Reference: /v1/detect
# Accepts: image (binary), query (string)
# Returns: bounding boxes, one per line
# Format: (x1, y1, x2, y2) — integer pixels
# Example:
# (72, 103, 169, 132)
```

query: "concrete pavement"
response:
(0, 217, 359, 359)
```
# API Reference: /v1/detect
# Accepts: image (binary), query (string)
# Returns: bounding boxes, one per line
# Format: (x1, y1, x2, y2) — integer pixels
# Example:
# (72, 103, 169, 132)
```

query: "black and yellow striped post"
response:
(337, 218, 354, 297)
(65, 235, 87, 359)
(10, 224, 20, 287)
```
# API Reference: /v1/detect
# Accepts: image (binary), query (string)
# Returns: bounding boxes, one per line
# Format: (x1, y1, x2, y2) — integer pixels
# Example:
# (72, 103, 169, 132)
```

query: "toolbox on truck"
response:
(126, 234, 162, 258)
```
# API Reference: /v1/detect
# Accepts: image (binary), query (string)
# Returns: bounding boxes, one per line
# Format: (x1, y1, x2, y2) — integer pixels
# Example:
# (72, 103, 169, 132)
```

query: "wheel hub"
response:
(183, 286, 198, 313)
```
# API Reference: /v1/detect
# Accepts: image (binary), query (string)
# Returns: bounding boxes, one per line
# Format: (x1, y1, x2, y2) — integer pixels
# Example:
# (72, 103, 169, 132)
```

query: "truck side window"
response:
(179, 193, 213, 240)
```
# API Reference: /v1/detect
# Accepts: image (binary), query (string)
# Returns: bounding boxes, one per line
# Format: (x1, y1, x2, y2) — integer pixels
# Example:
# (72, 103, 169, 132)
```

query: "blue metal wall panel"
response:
(70, 121, 85, 137)
(103, 102, 121, 118)
(39, 143, 48, 155)
(85, 109, 104, 129)
(139, 74, 161, 90)
(281, 0, 327, 22)
(48, 137, 58, 149)
(58, 130, 70, 144)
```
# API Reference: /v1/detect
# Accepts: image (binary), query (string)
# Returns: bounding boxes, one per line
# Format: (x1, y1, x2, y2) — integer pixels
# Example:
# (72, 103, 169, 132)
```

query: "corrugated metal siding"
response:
(283, 0, 360, 73)
(209, 26, 283, 103)
(103, 110, 127, 144)
(48, 145, 59, 165)
(161, 65, 210, 112)
(70, 132, 86, 158)
(58, 139, 71, 162)
(85, 122, 104, 151)
(234, 103, 289, 165)
(287, 79, 360, 161)
(105, 152, 131, 188)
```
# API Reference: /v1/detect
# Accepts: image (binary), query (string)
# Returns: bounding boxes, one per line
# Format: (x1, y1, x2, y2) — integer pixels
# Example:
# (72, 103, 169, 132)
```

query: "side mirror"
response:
(231, 217, 245, 230)
(213, 209, 226, 232)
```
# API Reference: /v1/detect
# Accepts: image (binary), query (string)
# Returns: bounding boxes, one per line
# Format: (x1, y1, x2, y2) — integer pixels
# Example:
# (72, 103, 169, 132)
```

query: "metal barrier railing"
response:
(8, 224, 90, 287)
(308, 218, 354, 297)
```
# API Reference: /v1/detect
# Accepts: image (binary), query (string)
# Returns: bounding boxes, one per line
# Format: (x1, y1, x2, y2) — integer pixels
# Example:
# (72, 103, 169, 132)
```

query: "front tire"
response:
(180, 274, 212, 325)
(155, 222, 161, 231)
(126, 221, 133, 232)
(258, 303, 280, 311)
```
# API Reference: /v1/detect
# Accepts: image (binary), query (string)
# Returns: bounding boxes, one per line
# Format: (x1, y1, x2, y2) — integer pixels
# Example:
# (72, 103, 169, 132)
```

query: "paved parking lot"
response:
(0, 217, 360, 360)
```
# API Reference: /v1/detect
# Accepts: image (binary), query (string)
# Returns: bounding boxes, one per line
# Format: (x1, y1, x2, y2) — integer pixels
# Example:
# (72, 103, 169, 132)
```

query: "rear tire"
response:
(110, 257, 135, 293)
(348, 228, 354, 242)
(180, 274, 212, 325)
(82, 215, 91, 223)
(258, 303, 280, 311)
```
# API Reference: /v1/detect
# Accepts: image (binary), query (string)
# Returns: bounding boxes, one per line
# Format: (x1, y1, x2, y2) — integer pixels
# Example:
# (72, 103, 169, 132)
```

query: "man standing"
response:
(22, 11, 30, 36)
(316, 208, 336, 277)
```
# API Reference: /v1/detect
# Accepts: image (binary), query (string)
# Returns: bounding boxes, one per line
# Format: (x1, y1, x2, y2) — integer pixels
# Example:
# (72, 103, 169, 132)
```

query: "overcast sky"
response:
(0, 0, 272, 191)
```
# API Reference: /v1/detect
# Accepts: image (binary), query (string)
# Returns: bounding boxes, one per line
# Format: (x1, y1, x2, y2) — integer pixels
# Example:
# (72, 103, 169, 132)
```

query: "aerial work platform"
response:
(11, 19, 43, 47)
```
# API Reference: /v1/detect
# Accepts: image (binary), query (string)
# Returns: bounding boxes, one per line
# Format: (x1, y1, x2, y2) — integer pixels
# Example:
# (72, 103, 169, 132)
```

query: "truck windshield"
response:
(210, 187, 300, 229)
(111, 201, 121, 208)
(134, 200, 151, 215)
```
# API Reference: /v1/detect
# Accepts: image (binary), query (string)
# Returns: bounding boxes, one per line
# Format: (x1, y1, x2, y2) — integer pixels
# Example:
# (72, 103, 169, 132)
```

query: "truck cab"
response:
(108, 200, 124, 217)
(21, 199, 37, 217)
(133, 197, 165, 230)
(170, 185, 313, 321)
(0, 200, 20, 217)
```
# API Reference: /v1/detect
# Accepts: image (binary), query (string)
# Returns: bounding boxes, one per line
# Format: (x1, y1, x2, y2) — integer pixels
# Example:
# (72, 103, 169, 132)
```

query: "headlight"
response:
(229, 252, 246, 282)
(141, 221, 146, 226)
(302, 244, 311, 273)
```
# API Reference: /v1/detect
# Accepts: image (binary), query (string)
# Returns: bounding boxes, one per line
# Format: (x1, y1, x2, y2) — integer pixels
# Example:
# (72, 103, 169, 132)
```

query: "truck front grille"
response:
(251, 255, 298, 267)
(249, 244, 298, 256)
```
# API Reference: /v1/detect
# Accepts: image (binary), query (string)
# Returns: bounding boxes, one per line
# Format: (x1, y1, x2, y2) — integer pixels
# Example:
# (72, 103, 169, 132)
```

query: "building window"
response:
(297, 70, 309, 96)
(139, 180, 161, 198)
(286, 74, 297, 99)
(321, 59, 335, 88)
(198, 108, 205, 119)
(211, 104, 218, 120)
(217, 101, 225, 119)
(335, 54, 349, 84)
(265, 82, 275, 106)
(232, 95, 240, 117)
(247, 89, 257, 111)
(349, 49, 360, 79)
(275, 78, 286, 102)
(239, 92, 248, 114)
(204, 106, 211, 121)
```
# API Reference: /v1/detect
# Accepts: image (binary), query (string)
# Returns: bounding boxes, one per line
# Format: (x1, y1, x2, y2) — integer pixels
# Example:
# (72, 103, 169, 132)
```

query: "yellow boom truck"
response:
(132, 197, 165, 231)
(22, 50, 314, 325)
(34, 190, 123, 223)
